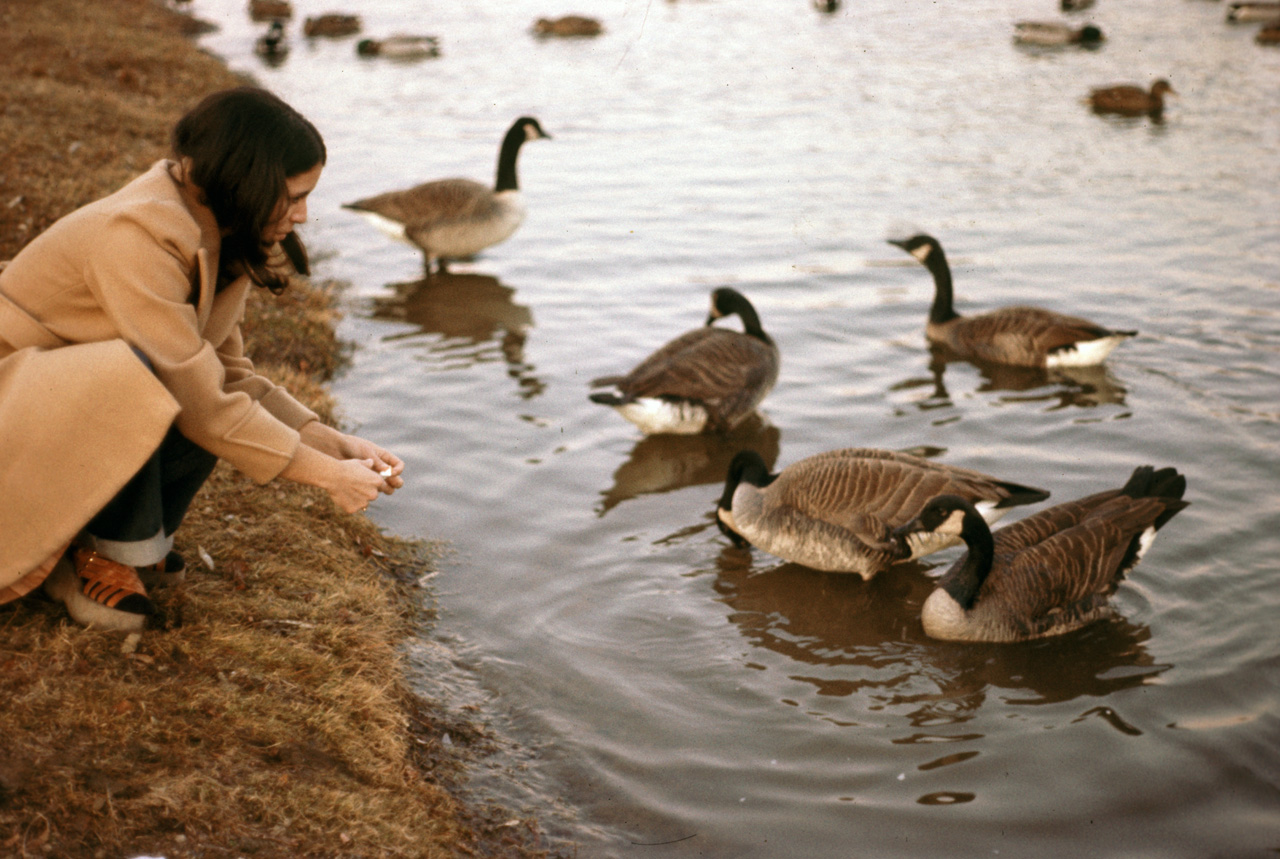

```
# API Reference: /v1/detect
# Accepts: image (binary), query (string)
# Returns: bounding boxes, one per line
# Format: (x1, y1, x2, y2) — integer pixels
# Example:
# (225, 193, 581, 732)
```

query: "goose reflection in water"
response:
(596, 414, 780, 516)
(891, 347, 1129, 413)
(369, 272, 544, 398)
(709, 545, 1166, 723)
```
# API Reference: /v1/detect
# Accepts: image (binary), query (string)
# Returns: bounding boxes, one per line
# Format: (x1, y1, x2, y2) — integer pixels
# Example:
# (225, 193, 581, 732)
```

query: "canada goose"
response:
(1226, 2, 1280, 22)
(589, 288, 780, 435)
(888, 234, 1136, 369)
(303, 14, 361, 37)
(533, 15, 604, 36)
(344, 117, 551, 274)
(356, 35, 441, 59)
(716, 448, 1050, 578)
(1060, 0, 1094, 11)
(248, 0, 291, 22)
(1088, 79, 1176, 118)
(255, 20, 289, 59)
(1013, 21, 1104, 46)
(893, 465, 1188, 642)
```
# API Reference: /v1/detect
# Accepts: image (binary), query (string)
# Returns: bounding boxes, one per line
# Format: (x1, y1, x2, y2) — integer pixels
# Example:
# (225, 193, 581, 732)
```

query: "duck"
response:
(813, 0, 841, 12)
(255, 20, 289, 59)
(343, 117, 551, 274)
(893, 465, 1188, 642)
(1060, 0, 1095, 11)
(356, 35, 441, 60)
(716, 448, 1050, 579)
(303, 13, 361, 37)
(887, 234, 1136, 369)
(1013, 21, 1104, 47)
(589, 288, 780, 435)
(1226, 2, 1280, 22)
(533, 15, 604, 37)
(1258, 22, 1280, 43)
(1088, 79, 1176, 118)
(248, 0, 291, 22)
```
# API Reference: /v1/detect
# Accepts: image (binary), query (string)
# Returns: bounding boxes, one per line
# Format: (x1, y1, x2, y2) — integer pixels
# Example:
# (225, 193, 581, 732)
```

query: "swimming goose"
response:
(1088, 79, 1176, 118)
(1226, 2, 1280, 22)
(888, 234, 1136, 369)
(716, 448, 1050, 579)
(589, 288, 780, 435)
(344, 117, 551, 274)
(1013, 21, 1104, 46)
(893, 465, 1188, 642)
(356, 35, 441, 59)
(533, 16, 604, 36)
(303, 14, 361, 37)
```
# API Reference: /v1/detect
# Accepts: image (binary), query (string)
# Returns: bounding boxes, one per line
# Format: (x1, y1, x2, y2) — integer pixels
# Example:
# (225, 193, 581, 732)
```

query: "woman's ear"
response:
(279, 231, 310, 276)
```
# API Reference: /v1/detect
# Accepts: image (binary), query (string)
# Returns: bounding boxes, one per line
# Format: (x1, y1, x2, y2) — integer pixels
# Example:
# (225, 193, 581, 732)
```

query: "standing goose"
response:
(893, 466, 1188, 642)
(589, 288, 780, 435)
(1013, 21, 1104, 47)
(716, 448, 1050, 579)
(1088, 79, 1176, 118)
(888, 234, 1136, 368)
(344, 117, 551, 274)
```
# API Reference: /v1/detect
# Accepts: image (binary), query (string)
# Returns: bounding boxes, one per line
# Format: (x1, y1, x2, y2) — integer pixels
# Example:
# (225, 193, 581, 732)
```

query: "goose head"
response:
(892, 494, 980, 543)
(716, 450, 776, 547)
(513, 116, 552, 143)
(887, 234, 941, 266)
(706, 287, 770, 342)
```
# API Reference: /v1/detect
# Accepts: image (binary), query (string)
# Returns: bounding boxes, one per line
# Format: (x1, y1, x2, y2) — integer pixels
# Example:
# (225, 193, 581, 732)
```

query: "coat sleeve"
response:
(215, 324, 320, 430)
(81, 203, 302, 483)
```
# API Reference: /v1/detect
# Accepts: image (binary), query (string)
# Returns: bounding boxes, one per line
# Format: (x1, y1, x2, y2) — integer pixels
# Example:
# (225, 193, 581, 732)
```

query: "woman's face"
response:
(264, 162, 323, 244)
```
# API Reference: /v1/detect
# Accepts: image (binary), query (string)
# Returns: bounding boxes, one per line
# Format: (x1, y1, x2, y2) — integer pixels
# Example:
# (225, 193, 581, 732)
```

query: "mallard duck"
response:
(303, 14, 361, 37)
(716, 448, 1050, 578)
(1088, 79, 1176, 118)
(248, 0, 291, 22)
(533, 15, 603, 37)
(255, 20, 289, 59)
(887, 234, 1136, 369)
(814, 0, 841, 12)
(344, 117, 551, 274)
(356, 35, 441, 60)
(893, 465, 1188, 642)
(589, 288, 780, 435)
(1013, 21, 1104, 46)
(1060, 0, 1095, 11)
(1226, 2, 1280, 22)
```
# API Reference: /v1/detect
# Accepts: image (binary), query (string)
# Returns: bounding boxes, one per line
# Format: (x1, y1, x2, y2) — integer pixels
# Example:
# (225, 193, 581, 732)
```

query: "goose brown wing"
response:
(987, 488, 1124, 554)
(985, 495, 1172, 624)
(618, 328, 774, 402)
(347, 178, 493, 228)
(951, 307, 1115, 366)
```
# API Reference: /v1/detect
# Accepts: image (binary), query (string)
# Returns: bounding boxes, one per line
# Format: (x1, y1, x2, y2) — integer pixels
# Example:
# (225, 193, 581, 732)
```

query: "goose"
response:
(1226, 2, 1280, 22)
(893, 465, 1188, 642)
(303, 14, 361, 37)
(1088, 79, 1176, 118)
(887, 234, 1136, 369)
(716, 448, 1050, 579)
(533, 16, 604, 36)
(356, 35, 441, 59)
(1013, 21, 1104, 46)
(248, 0, 291, 22)
(255, 20, 289, 59)
(344, 117, 551, 274)
(589, 288, 780, 435)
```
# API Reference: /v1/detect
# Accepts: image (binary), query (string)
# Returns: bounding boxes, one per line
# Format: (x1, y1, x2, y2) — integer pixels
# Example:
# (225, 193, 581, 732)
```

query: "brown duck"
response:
(1089, 79, 1176, 118)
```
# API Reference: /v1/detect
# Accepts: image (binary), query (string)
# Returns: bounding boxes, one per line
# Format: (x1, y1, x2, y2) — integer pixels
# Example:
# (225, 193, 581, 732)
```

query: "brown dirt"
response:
(0, 1, 571, 856)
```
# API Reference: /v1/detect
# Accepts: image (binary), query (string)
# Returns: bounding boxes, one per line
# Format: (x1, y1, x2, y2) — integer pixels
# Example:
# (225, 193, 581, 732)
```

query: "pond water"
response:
(191, 0, 1280, 855)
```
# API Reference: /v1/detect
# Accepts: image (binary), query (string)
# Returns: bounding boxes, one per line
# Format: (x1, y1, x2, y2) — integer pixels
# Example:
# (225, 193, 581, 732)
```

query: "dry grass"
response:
(0, 1, 566, 857)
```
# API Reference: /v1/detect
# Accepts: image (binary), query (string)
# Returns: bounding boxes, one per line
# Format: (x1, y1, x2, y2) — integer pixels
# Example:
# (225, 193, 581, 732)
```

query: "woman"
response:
(0, 87, 404, 632)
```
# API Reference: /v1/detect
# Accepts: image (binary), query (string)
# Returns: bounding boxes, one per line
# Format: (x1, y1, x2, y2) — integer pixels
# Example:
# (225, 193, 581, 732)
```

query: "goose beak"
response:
(886, 238, 908, 250)
(891, 518, 922, 540)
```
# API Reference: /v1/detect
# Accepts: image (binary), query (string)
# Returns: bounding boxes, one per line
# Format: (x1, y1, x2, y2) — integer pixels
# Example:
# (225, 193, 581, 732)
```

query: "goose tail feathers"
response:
(993, 481, 1052, 509)
(1120, 465, 1189, 528)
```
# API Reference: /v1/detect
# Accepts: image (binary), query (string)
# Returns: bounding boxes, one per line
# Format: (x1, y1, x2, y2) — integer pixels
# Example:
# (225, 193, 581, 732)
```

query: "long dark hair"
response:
(171, 87, 326, 293)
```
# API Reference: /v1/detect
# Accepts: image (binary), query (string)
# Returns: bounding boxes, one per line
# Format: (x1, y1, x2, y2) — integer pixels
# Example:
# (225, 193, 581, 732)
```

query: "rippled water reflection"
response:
(191, 0, 1280, 855)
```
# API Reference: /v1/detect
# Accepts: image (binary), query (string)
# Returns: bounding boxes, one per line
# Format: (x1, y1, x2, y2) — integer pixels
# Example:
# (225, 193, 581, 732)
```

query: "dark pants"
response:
(85, 426, 218, 545)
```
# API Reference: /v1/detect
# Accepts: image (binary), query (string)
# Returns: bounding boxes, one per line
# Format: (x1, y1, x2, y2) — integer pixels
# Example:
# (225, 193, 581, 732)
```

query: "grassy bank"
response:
(0, 1, 562, 856)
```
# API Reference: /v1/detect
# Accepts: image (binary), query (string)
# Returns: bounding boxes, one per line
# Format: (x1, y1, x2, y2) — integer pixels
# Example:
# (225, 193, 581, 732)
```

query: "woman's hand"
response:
(298, 421, 405, 494)
(280, 437, 404, 514)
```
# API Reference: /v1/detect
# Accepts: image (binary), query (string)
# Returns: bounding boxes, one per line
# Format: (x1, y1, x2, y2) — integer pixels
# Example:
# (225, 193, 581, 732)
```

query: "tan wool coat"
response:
(0, 160, 318, 586)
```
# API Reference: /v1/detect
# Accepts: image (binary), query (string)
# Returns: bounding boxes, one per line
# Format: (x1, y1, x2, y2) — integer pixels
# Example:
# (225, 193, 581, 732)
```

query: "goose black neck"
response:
(924, 243, 958, 325)
(494, 125, 527, 192)
(938, 508, 994, 610)
(719, 452, 772, 510)
(719, 295, 771, 344)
